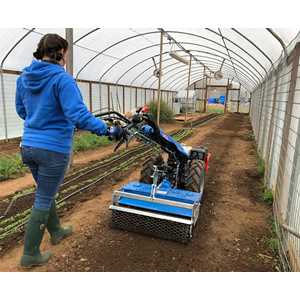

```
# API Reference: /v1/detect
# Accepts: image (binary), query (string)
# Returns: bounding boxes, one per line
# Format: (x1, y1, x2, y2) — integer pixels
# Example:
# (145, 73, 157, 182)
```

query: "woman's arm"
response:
(15, 77, 27, 120)
(57, 74, 107, 135)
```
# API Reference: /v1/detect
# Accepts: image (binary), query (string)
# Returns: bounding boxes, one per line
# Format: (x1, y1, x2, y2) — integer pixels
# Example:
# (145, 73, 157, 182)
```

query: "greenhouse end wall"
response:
(250, 42, 300, 271)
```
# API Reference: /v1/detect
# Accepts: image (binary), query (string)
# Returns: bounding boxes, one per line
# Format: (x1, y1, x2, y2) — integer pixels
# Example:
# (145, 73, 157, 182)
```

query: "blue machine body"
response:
(118, 180, 203, 218)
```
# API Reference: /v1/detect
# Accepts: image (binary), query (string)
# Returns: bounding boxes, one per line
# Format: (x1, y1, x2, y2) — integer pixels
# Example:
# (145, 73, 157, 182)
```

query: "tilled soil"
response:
(0, 114, 278, 271)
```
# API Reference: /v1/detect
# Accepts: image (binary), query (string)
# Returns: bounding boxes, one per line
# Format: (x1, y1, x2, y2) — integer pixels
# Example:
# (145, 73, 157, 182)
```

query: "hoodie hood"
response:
(21, 60, 65, 93)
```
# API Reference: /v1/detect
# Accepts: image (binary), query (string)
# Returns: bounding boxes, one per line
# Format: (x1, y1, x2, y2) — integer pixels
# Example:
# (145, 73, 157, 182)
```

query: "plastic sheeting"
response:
(0, 28, 299, 92)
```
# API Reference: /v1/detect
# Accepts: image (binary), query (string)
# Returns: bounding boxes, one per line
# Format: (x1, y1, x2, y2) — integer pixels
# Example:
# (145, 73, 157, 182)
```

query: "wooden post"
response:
(236, 83, 241, 113)
(122, 86, 125, 114)
(135, 87, 138, 108)
(156, 31, 164, 126)
(224, 78, 230, 113)
(89, 82, 93, 112)
(65, 28, 73, 76)
(248, 92, 252, 114)
(185, 54, 192, 123)
(204, 76, 208, 113)
(107, 84, 111, 111)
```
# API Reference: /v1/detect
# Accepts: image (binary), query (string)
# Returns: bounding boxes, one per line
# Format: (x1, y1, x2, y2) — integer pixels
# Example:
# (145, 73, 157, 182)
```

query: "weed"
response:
(0, 154, 27, 181)
(149, 100, 174, 122)
(246, 132, 255, 141)
(267, 237, 279, 254)
(257, 156, 265, 177)
(73, 132, 112, 153)
(263, 188, 273, 205)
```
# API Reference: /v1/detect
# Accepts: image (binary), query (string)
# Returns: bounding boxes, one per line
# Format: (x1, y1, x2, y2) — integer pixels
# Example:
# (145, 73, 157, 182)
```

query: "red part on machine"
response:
(205, 153, 211, 172)
(141, 105, 150, 113)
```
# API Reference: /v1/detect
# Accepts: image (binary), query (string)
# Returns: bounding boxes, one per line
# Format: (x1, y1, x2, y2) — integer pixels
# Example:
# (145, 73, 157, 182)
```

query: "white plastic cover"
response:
(0, 28, 299, 92)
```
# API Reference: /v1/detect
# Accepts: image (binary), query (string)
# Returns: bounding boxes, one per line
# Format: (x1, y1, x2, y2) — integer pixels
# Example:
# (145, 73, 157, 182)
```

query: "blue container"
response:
(219, 95, 226, 104)
(208, 97, 216, 104)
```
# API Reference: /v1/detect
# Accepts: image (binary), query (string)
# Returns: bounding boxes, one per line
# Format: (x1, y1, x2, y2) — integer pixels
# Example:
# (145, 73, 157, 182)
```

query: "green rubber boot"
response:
(47, 201, 73, 245)
(20, 208, 52, 268)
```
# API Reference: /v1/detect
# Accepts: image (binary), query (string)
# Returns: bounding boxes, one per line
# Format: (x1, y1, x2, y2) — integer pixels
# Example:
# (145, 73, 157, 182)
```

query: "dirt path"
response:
(0, 114, 278, 271)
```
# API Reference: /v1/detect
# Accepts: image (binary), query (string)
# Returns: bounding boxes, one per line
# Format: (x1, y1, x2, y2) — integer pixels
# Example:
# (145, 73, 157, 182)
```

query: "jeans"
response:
(21, 146, 70, 210)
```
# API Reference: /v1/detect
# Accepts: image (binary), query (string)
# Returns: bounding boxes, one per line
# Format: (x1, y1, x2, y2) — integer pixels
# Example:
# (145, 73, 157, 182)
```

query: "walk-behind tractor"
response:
(95, 108, 211, 243)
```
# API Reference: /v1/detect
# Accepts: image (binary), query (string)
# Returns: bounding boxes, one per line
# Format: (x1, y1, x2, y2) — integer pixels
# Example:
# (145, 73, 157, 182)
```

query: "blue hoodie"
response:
(16, 60, 107, 154)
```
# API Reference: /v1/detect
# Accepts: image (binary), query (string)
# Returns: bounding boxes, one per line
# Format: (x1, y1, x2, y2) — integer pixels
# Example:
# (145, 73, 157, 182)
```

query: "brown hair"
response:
(33, 33, 68, 63)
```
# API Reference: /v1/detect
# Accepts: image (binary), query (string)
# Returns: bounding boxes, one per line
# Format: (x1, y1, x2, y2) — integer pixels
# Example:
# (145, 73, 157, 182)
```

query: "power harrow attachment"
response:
(95, 107, 211, 243)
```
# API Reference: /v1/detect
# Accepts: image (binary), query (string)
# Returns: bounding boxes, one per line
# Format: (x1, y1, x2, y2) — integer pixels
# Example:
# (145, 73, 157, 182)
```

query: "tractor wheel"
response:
(140, 154, 164, 184)
(184, 160, 205, 193)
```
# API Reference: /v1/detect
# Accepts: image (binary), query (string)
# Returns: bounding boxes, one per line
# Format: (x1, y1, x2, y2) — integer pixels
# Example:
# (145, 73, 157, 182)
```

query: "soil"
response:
(0, 113, 278, 271)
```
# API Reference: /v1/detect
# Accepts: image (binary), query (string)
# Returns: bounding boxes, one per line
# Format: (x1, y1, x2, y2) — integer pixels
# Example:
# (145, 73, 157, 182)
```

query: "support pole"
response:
(65, 28, 74, 171)
(204, 76, 208, 113)
(156, 31, 164, 125)
(65, 28, 73, 76)
(185, 54, 192, 123)
(237, 83, 241, 113)
(135, 87, 138, 108)
(122, 86, 125, 114)
(0, 71, 8, 140)
(107, 85, 111, 111)
(89, 82, 93, 112)
(248, 92, 252, 114)
(224, 78, 230, 113)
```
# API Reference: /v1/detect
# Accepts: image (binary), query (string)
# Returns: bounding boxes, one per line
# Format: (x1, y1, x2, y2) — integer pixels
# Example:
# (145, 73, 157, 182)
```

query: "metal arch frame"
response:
(113, 30, 268, 81)
(167, 61, 254, 91)
(149, 61, 255, 91)
(158, 64, 253, 92)
(145, 54, 258, 89)
(76, 29, 268, 83)
(266, 28, 288, 58)
(75, 30, 160, 79)
(206, 28, 269, 75)
(137, 51, 258, 90)
(218, 28, 241, 85)
(159, 27, 214, 74)
(174, 71, 252, 92)
(170, 72, 207, 91)
(131, 50, 261, 88)
(116, 48, 261, 91)
(231, 28, 274, 69)
(165, 64, 253, 92)
(74, 28, 101, 44)
(104, 38, 265, 86)
(1, 28, 36, 68)
(111, 45, 263, 90)
(173, 72, 251, 92)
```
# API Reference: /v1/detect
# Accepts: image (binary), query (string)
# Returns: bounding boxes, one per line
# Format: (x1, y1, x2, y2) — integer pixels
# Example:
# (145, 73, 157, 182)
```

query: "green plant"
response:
(246, 132, 255, 141)
(267, 237, 279, 254)
(149, 100, 174, 122)
(73, 132, 112, 152)
(263, 188, 273, 205)
(207, 106, 224, 114)
(0, 154, 27, 181)
(257, 156, 265, 177)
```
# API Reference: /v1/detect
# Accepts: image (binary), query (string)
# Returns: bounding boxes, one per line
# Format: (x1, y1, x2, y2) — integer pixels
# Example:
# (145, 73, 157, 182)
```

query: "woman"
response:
(15, 34, 116, 268)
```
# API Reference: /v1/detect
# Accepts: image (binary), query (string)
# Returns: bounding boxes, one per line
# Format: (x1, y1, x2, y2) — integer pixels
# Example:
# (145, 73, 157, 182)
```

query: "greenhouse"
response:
(0, 27, 300, 272)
